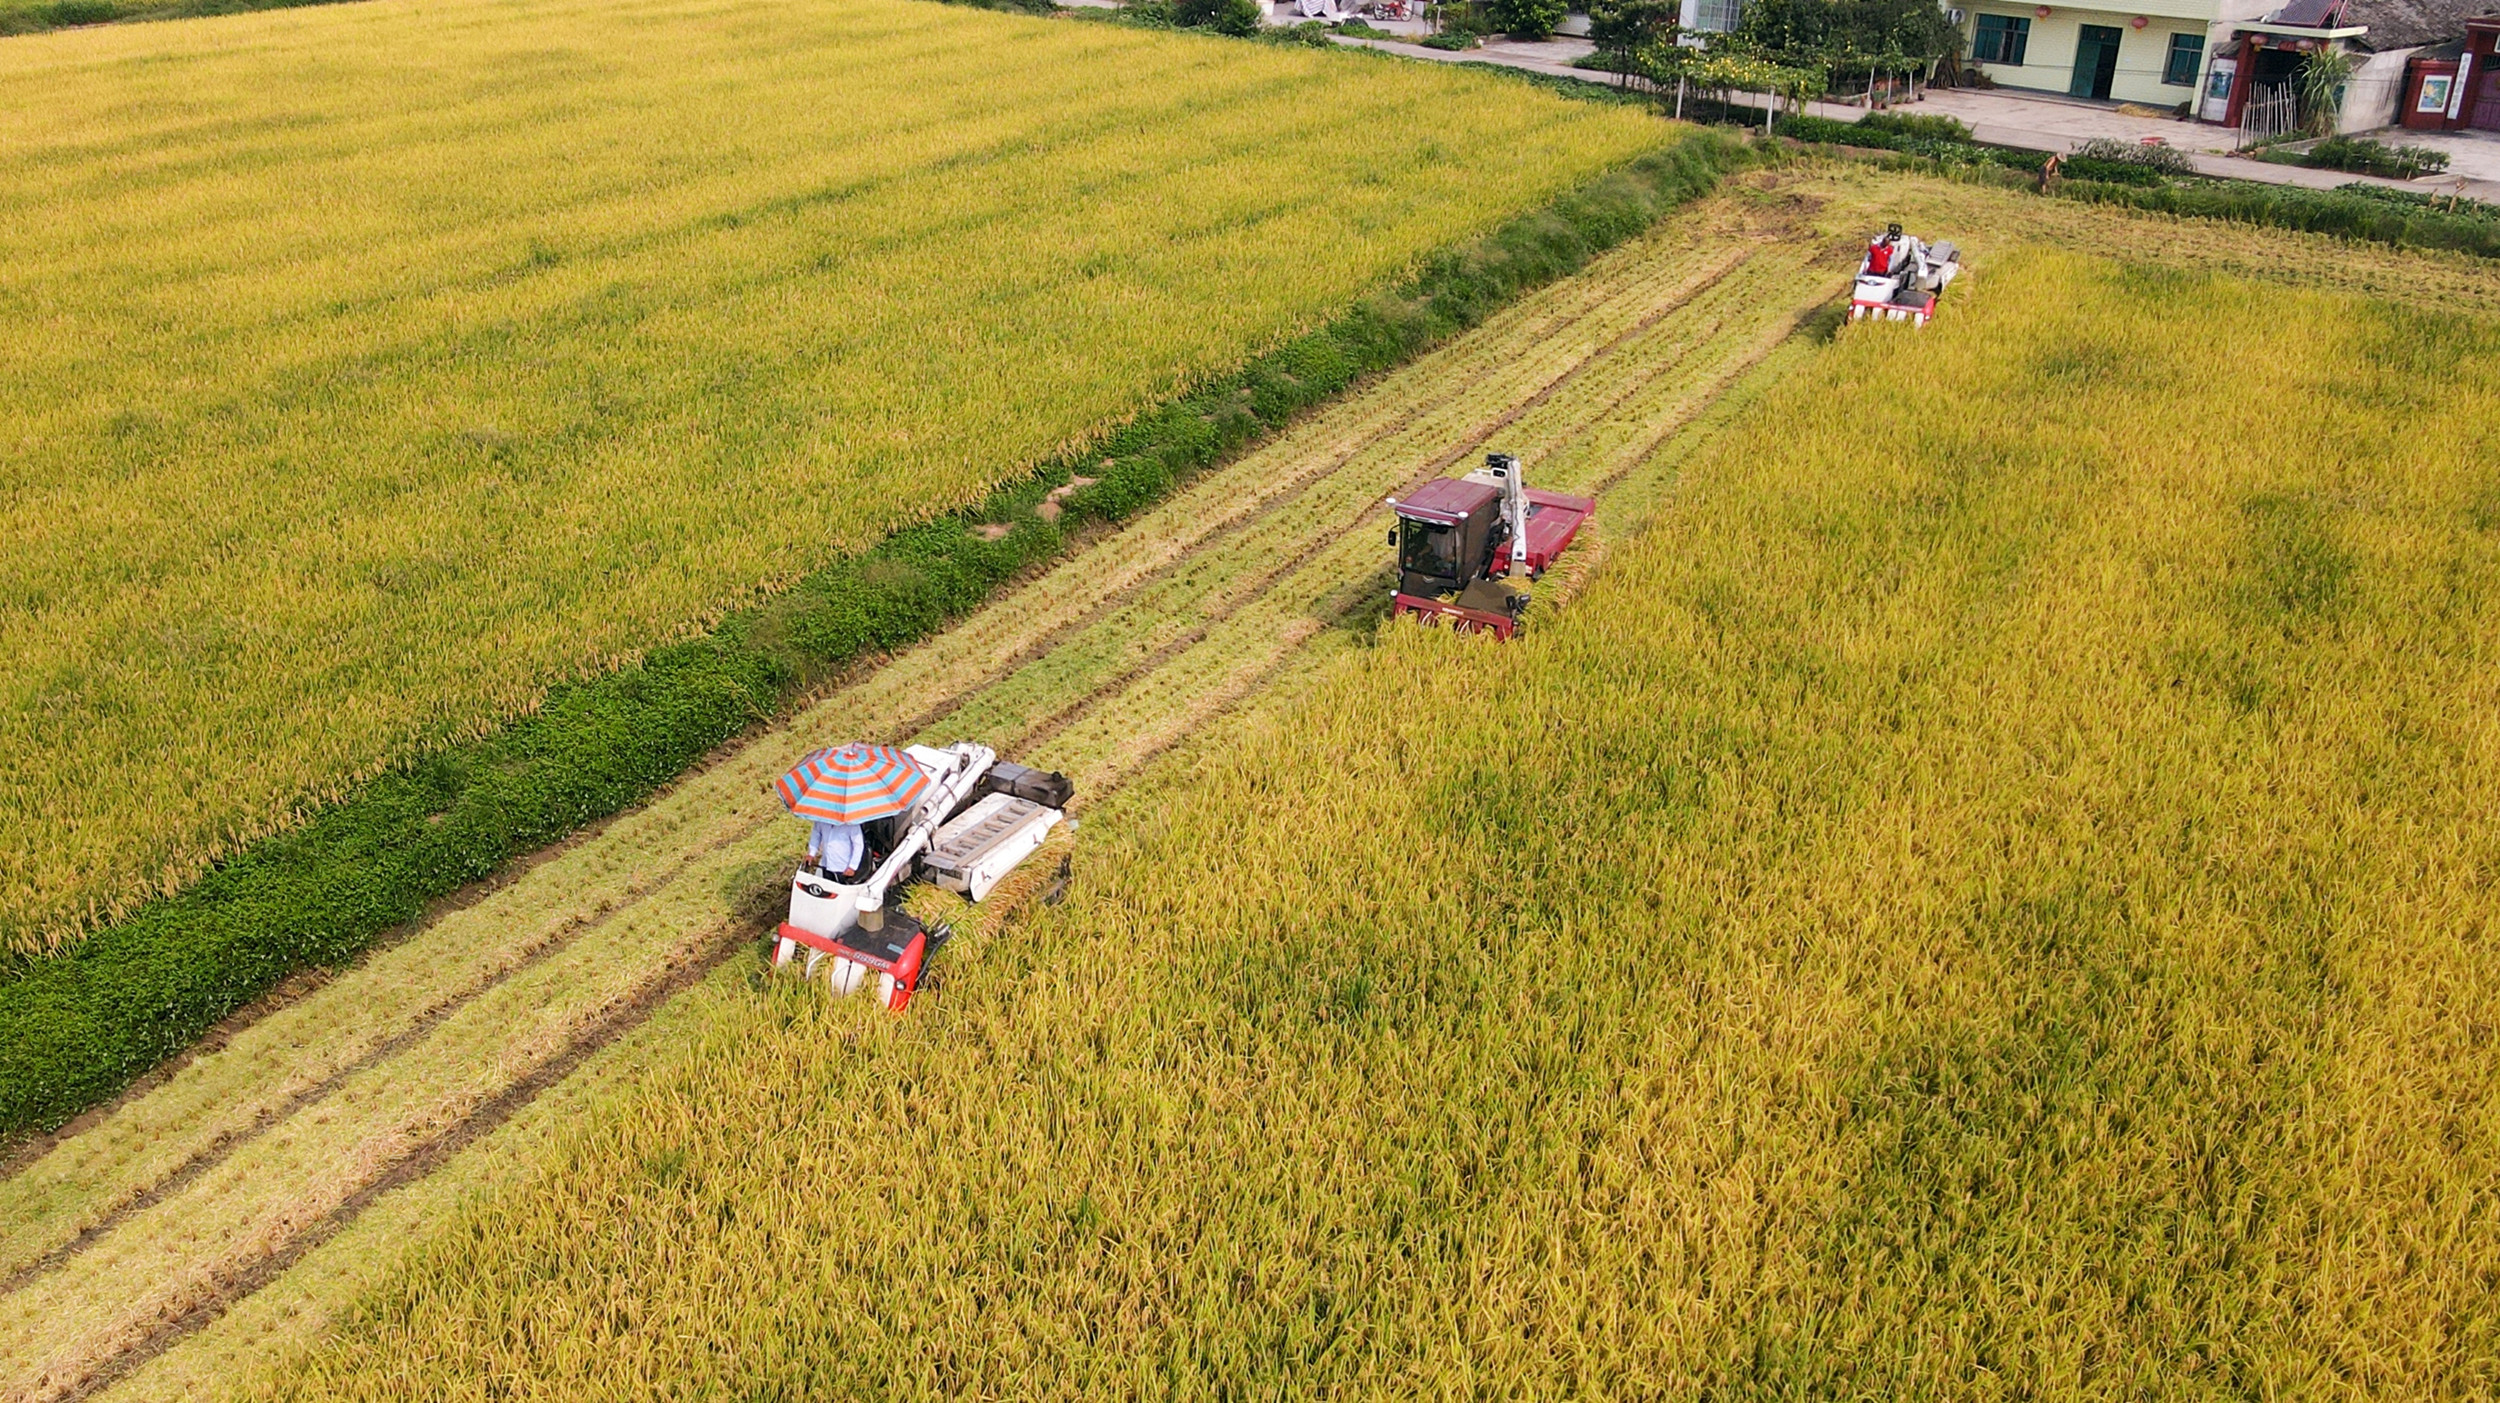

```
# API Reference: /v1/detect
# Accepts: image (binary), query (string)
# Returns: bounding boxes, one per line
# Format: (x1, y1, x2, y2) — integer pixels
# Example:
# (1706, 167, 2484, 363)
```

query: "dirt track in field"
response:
(7, 165, 2476, 1403)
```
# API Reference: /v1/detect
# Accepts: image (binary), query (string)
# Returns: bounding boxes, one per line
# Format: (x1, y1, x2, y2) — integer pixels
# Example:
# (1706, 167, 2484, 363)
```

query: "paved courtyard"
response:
(2384, 128, 2500, 184)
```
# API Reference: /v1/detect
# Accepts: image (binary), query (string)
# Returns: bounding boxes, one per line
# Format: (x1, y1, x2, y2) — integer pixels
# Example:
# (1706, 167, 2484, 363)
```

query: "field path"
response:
(13, 165, 2467, 1403)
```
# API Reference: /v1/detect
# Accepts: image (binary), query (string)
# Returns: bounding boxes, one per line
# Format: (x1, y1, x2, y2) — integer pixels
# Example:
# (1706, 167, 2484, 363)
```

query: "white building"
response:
(1677, 0, 1745, 35)
(1953, 0, 2487, 125)
(1955, 0, 2253, 107)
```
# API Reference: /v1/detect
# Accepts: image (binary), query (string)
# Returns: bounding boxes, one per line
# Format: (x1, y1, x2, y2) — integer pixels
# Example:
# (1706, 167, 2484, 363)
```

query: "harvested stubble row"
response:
(260, 252, 2499, 1398)
(0, 0, 1662, 955)
(1, 185, 1851, 1403)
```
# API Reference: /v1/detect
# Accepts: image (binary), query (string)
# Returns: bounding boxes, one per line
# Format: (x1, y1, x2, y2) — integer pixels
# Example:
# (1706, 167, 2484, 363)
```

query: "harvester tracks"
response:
(1, 190, 1860, 1403)
(56, 932, 747, 1403)
(0, 837, 728, 1304)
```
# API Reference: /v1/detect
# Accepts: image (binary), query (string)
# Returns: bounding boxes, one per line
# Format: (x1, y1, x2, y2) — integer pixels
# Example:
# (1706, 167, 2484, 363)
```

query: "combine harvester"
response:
(1849, 222, 1962, 327)
(773, 741, 1071, 1010)
(1385, 452, 1592, 640)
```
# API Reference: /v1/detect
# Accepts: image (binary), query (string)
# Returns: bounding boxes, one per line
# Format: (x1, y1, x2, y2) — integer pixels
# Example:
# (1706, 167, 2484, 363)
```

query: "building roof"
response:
(2270, 0, 2342, 26)
(2284, 0, 2499, 48)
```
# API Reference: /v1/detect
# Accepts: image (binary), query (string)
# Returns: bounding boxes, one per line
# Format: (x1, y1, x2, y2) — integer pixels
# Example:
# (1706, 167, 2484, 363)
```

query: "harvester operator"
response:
(807, 820, 864, 880)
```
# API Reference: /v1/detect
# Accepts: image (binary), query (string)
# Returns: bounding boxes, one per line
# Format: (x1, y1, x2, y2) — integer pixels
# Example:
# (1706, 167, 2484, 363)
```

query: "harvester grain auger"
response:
(772, 741, 1071, 1010)
(1384, 452, 1592, 641)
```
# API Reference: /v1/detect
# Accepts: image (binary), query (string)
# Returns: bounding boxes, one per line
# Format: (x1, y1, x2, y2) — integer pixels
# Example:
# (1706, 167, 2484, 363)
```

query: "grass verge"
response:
(0, 130, 1760, 1142)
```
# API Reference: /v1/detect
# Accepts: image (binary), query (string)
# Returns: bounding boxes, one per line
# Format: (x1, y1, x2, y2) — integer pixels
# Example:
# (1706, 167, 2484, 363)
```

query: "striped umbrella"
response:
(775, 742, 931, 824)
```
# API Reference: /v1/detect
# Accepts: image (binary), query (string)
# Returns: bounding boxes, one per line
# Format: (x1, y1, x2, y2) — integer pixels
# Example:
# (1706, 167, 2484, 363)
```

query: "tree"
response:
(1640, 36, 1826, 128)
(1588, 0, 1678, 77)
(1484, 0, 1567, 39)
(1732, 0, 1956, 91)
(1172, 0, 1261, 32)
(1731, 0, 1832, 57)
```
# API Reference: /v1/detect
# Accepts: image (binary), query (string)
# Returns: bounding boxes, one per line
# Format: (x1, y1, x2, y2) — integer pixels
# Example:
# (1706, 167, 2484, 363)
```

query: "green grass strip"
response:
(0, 130, 1761, 1140)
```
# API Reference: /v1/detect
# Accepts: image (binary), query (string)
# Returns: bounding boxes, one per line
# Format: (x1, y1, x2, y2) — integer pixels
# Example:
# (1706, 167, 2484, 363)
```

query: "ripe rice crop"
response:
(0, 0, 1662, 954)
(2, 179, 1852, 1403)
(219, 244, 2499, 1396)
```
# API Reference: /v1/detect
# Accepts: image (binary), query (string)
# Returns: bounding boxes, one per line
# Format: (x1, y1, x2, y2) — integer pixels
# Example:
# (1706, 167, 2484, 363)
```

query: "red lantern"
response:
(2130, 13, 2147, 26)
(2034, 4, 2050, 16)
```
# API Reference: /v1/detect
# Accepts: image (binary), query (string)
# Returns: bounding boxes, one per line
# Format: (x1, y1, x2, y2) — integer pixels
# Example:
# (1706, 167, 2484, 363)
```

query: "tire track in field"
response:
(0, 836, 730, 1302)
(909, 243, 1760, 741)
(52, 932, 746, 1403)
(14, 210, 1848, 1403)
(938, 245, 1768, 759)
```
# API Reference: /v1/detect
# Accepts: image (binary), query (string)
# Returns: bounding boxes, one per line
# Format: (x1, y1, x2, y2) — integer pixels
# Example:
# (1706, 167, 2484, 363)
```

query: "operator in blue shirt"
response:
(807, 820, 864, 880)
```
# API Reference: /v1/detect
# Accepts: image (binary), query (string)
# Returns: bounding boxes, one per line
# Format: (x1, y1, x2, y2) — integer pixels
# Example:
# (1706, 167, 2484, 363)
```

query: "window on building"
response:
(2163, 32, 2202, 85)
(1690, 0, 1742, 34)
(1972, 13, 2029, 65)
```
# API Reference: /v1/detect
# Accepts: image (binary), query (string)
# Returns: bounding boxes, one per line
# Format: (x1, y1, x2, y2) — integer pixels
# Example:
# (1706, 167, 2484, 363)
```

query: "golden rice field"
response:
(7, 166, 2494, 1400)
(0, 0, 1664, 953)
(3, 151, 1838, 1403)
(283, 259, 2498, 1397)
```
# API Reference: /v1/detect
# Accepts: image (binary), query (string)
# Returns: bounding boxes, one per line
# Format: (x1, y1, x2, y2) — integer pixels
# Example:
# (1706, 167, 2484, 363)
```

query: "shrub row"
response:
(2293, 134, 2451, 179)
(2052, 176, 2500, 260)
(2333, 180, 2500, 225)
(0, 131, 1762, 1140)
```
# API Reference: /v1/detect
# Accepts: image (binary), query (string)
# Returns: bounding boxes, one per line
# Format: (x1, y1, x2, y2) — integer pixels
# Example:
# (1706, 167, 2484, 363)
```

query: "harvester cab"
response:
(1386, 452, 1593, 640)
(1850, 223, 1962, 327)
(772, 740, 1071, 1010)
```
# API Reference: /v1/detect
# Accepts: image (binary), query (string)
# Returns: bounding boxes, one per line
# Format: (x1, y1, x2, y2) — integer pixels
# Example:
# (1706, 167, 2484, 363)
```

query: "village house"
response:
(1951, 0, 2489, 130)
(2397, 12, 2500, 129)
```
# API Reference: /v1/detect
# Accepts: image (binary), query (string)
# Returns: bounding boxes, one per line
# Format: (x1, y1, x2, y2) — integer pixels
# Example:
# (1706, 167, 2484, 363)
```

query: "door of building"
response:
(2072, 24, 2123, 99)
(2474, 66, 2500, 128)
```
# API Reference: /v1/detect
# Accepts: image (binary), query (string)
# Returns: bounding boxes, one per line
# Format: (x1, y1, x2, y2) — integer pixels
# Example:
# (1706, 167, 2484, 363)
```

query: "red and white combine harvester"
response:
(772, 741, 1070, 1010)
(1850, 222, 1962, 327)
(1386, 452, 1592, 641)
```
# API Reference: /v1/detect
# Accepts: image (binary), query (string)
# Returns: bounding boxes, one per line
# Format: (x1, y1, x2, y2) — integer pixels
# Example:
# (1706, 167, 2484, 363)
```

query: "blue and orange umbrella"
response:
(776, 742, 931, 824)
